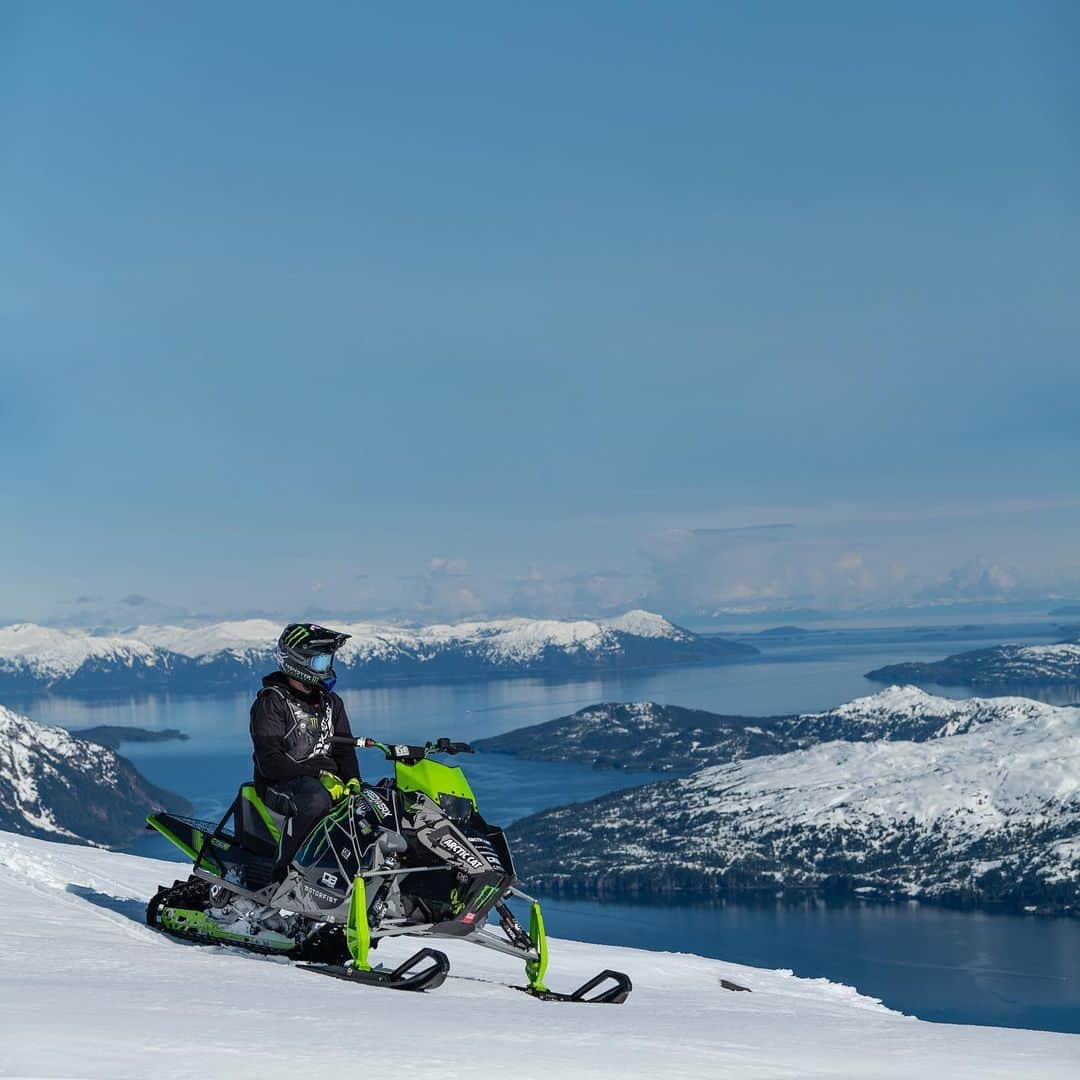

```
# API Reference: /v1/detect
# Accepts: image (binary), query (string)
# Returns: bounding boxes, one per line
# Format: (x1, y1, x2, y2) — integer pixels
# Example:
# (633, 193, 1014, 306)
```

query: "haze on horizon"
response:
(3, 2, 1078, 627)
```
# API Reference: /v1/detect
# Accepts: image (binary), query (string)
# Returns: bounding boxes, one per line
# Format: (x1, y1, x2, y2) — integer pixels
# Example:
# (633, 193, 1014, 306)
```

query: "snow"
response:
(990, 644, 1080, 679)
(666, 693, 1080, 894)
(133, 619, 281, 660)
(689, 691, 1080, 831)
(510, 689, 1080, 905)
(0, 623, 159, 680)
(602, 610, 688, 639)
(809, 685, 1055, 735)
(0, 706, 114, 841)
(135, 613, 685, 664)
(873, 642, 1080, 686)
(687, 704, 1080, 833)
(0, 832, 1075, 1079)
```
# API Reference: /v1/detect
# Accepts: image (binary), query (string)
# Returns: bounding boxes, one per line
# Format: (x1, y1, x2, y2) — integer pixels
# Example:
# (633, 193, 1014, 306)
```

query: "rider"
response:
(249, 623, 361, 875)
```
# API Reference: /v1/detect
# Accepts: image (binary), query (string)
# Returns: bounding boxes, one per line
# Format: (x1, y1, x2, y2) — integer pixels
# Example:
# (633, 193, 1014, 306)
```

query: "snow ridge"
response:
(0, 623, 164, 680)
(0, 611, 746, 692)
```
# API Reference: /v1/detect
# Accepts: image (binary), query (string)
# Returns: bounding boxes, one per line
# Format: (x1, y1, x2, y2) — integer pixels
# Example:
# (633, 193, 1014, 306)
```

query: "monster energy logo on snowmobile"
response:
(470, 884, 499, 910)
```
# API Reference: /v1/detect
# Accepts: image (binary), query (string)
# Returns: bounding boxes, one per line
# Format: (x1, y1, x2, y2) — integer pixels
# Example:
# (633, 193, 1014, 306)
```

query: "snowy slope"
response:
(0, 832, 1075, 1080)
(0, 622, 167, 686)
(134, 618, 282, 662)
(0, 706, 187, 846)
(509, 689, 1080, 910)
(0, 612, 753, 692)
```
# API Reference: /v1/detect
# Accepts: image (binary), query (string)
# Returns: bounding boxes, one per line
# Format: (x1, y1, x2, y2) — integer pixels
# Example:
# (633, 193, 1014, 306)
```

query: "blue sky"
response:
(2, 2, 1078, 624)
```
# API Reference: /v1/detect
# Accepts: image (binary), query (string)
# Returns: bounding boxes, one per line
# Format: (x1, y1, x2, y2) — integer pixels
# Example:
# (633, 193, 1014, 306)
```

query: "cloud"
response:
(428, 557, 469, 577)
(915, 561, 1018, 603)
(384, 558, 483, 619)
(41, 500, 1080, 627)
(690, 524, 795, 538)
(48, 593, 201, 629)
(638, 518, 986, 614)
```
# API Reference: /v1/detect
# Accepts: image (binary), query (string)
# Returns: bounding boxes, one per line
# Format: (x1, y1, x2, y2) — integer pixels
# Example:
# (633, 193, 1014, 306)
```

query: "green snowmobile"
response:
(146, 736, 631, 1002)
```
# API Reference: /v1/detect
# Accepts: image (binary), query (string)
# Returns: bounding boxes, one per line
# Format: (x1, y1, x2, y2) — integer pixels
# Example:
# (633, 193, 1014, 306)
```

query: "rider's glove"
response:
(319, 771, 345, 801)
(344, 777, 362, 796)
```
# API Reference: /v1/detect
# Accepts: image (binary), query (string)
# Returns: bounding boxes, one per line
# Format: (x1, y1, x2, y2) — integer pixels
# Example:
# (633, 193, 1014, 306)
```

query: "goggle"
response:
(308, 653, 334, 674)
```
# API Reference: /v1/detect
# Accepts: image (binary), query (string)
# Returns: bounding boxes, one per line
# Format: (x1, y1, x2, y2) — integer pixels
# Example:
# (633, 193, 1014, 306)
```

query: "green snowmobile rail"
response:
(347, 875, 371, 971)
(526, 901, 550, 993)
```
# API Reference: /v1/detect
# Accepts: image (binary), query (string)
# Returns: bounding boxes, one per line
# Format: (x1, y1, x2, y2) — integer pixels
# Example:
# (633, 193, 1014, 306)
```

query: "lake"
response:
(20, 617, 1080, 1033)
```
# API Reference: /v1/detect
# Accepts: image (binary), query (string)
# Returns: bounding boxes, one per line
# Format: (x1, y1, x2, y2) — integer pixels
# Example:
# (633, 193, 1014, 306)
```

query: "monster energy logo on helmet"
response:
(275, 622, 351, 689)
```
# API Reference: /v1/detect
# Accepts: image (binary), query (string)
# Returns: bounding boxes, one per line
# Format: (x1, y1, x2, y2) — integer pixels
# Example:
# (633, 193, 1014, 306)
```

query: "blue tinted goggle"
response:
(309, 653, 334, 673)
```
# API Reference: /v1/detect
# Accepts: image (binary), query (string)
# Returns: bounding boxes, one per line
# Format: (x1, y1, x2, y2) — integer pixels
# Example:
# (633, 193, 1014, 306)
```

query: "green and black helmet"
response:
(275, 623, 351, 691)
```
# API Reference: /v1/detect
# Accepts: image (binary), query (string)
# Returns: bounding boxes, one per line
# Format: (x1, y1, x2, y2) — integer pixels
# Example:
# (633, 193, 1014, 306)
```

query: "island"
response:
(865, 640, 1080, 696)
(70, 726, 189, 751)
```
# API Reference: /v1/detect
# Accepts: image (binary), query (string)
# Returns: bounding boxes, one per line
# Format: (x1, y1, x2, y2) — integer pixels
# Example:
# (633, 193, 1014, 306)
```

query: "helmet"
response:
(275, 623, 351, 691)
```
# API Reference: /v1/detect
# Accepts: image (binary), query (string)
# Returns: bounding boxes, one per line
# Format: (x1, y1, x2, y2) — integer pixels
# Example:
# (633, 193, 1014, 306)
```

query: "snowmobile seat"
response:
(234, 784, 289, 858)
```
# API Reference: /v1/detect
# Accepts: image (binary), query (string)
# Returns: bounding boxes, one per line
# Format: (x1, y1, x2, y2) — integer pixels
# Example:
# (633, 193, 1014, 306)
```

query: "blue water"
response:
(23, 618, 1080, 1033)
(539, 896, 1080, 1033)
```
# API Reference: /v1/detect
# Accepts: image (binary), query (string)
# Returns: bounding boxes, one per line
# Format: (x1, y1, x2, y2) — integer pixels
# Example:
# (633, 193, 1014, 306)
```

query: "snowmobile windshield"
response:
(308, 653, 333, 673)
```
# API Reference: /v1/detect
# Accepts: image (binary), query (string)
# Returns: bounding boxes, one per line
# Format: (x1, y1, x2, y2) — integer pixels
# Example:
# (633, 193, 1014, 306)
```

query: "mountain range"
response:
(0, 611, 755, 694)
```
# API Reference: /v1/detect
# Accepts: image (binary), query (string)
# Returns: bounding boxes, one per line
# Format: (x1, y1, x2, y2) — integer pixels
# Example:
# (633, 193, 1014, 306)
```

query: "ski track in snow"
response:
(0, 833, 1076, 1079)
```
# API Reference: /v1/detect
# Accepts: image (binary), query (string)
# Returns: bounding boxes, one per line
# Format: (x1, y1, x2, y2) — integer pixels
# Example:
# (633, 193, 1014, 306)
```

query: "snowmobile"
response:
(146, 735, 631, 1002)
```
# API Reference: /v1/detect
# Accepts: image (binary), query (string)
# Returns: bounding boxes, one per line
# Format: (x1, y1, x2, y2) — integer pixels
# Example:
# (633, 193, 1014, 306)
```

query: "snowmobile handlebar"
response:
(332, 735, 474, 764)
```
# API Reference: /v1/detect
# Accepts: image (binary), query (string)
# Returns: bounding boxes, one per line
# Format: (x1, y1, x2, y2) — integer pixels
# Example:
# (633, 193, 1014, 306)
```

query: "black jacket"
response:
(249, 672, 360, 789)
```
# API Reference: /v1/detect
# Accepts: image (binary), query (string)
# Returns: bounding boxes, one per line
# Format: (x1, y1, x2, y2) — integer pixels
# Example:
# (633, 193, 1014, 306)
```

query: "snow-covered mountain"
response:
(475, 686, 1039, 772)
(1, 832, 1075, 1079)
(0, 705, 188, 846)
(507, 689, 1080, 913)
(0, 623, 171, 691)
(867, 641, 1080, 693)
(0, 612, 756, 693)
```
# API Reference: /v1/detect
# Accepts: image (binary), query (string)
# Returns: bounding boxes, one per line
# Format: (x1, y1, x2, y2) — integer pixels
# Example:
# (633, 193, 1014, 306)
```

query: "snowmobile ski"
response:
(516, 968, 633, 1004)
(516, 900, 631, 1003)
(300, 948, 450, 991)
